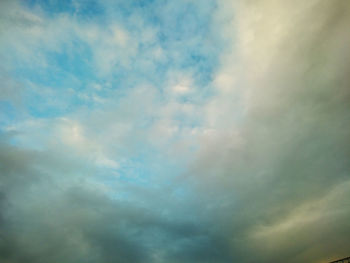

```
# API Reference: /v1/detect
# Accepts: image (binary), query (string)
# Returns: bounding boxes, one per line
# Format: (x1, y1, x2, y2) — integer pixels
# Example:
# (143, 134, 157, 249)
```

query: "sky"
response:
(0, 0, 350, 262)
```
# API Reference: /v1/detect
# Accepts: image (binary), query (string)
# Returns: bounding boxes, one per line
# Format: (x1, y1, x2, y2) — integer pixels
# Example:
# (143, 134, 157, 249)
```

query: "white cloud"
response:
(187, 0, 350, 261)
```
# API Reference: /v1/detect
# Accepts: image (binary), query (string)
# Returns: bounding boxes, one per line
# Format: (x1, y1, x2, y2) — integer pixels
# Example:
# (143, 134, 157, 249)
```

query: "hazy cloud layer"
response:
(0, 0, 349, 262)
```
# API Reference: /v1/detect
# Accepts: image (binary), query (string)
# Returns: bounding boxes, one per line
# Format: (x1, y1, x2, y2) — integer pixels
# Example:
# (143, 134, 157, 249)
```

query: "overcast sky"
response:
(0, 0, 350, 262)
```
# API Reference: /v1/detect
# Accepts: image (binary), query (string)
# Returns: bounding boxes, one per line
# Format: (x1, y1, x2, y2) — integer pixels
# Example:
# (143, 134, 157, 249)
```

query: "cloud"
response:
(186, 0, 350, 262)
(0, 0, 350, 262)
(0, 133, 234, 263)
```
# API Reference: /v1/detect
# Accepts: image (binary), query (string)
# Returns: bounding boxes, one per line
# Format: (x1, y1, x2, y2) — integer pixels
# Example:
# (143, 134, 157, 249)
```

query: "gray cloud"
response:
(187, 0, 350, 262)
(0, 133, 233, 263)
(0, 0, 349, 263)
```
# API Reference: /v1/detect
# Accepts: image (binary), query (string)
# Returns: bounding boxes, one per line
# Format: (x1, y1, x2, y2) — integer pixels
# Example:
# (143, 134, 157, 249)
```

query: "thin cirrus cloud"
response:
(0, 0, 349, 262)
